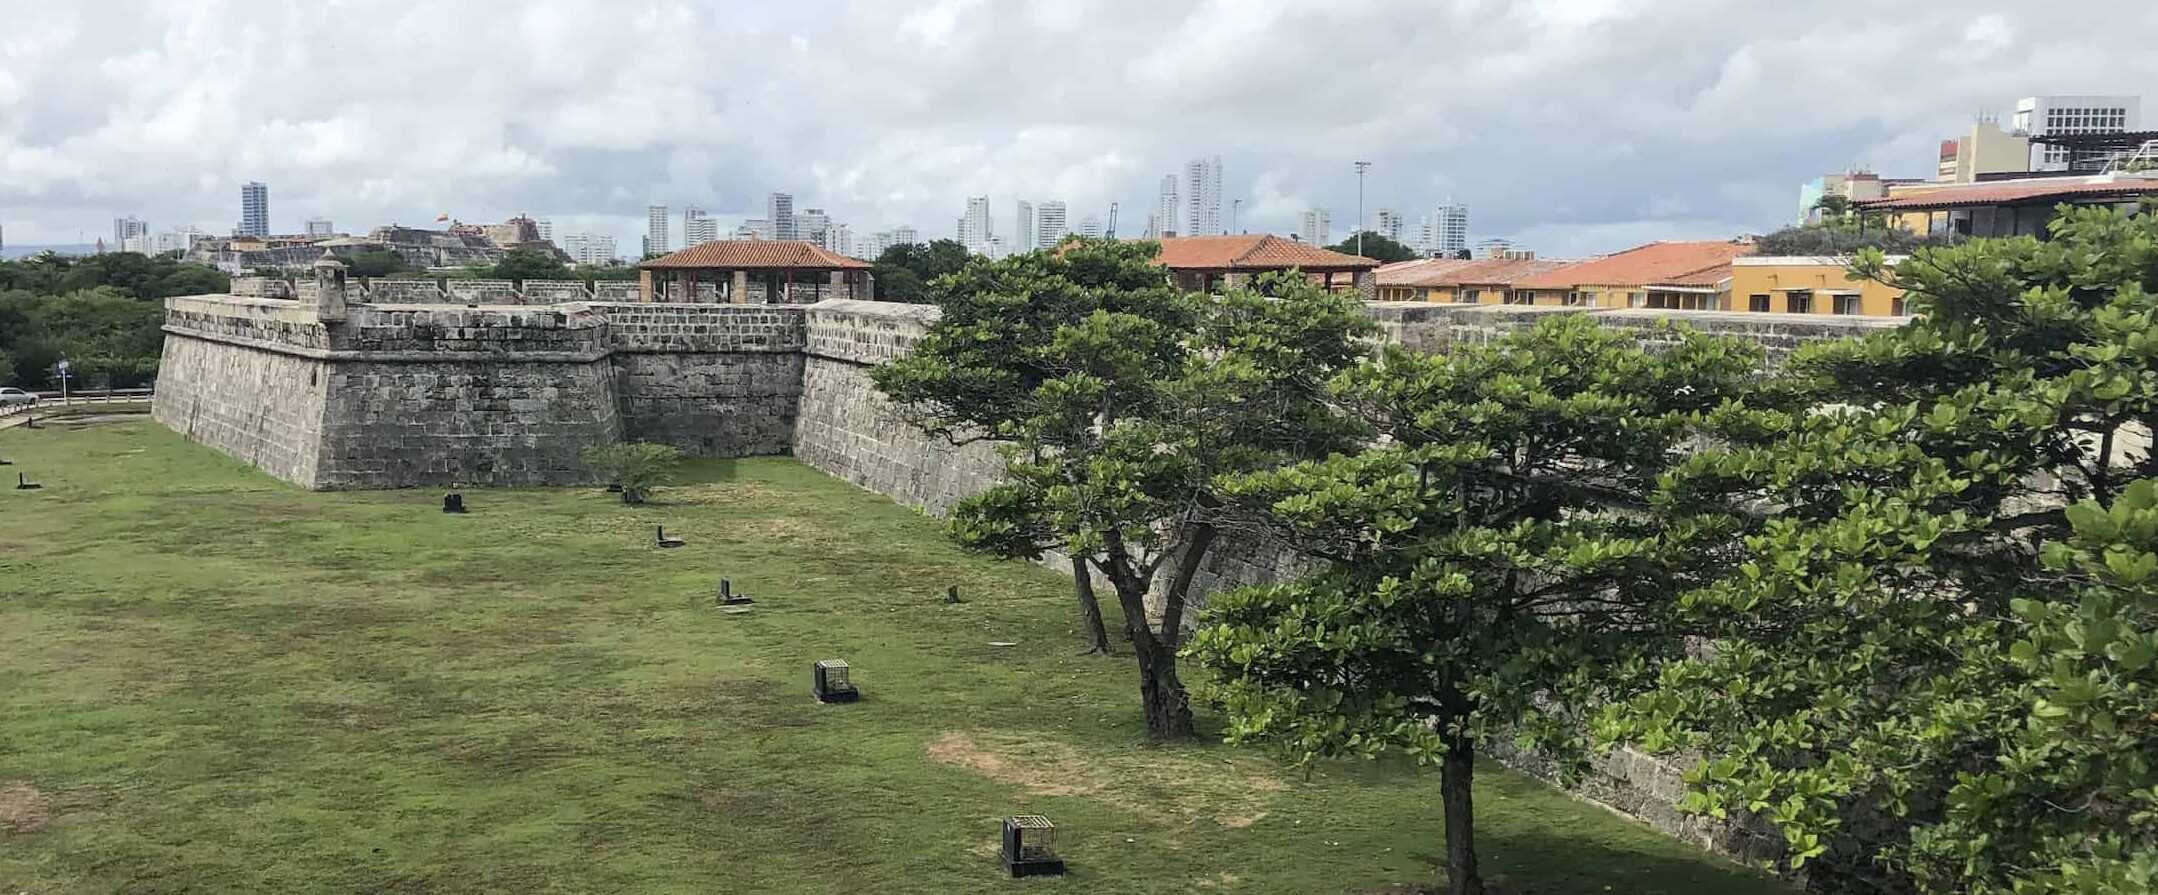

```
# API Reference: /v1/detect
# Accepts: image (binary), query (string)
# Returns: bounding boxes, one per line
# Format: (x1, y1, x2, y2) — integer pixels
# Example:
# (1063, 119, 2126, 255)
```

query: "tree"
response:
(1811, 193, 1854, 218)
(345, 249, 410, 278)
(490, 247, 571, 282)
(1598, 205, 2158, 892)
(582, 443, 683, 505)
(1753, 219, 1958, 256)
(873, 239, 1373, 739)
(0, 352, 14, 389)
(1327, 231, 1417, 263)
(872, 239, 971, 303)
(1189, 315, 1765, 894)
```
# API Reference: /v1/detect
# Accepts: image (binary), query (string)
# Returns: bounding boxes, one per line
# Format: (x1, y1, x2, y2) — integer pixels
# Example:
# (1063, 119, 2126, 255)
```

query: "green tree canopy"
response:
(1327, 231, 1417, 263)
(488, 247, 572, 281)
(345, 249, 410, 278)
(871, 239, 971, 303)
(1190, 315, 1767, 895)
(873, 239, 1374, 740)
(1596, 205, 2158, 892)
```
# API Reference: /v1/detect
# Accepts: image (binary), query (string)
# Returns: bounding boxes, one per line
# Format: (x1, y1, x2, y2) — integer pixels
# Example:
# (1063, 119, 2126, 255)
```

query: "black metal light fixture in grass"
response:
(812, 659, 857, 703)
(1000, 815, 1064, 877)
(718, 579, 753, 606)
(442, 493, 466, 514)
(16, 472, 40, 491)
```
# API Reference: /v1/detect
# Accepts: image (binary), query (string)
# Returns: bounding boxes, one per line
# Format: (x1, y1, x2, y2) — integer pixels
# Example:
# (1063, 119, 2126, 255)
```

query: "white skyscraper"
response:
(1077, 215, 1104, 239)
(533, 219, 553, 244)
(1376, 208, 1405, 243)
(1014, 201, 1035, 253)
(1155, 175, 1180, 238)
(239, 181, 269, 237)
(1430, 202, 1469, 257)
(2014, 95, 2143, 171)
(796, 208, 831, 247)
(830, 223, 853, 257)
(153, 226, 204, 255)
(1035, 201, 1068, 249)
(563, 233, 618, 266)
(1184, 156, 1224, 236)
(113, 216, 148, 249)
(1297, 209, 1331, 246)
(646, 205, 670, 256)
(683, 207, 719, 246)
(892, 225, 919, 247)
(736, 218, 773, 240)
(958, 197, 994, 255)
(768, 192, 796, 240)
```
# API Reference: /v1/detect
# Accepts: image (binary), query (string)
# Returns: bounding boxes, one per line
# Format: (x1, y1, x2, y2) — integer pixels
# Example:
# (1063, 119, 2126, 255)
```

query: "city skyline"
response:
(3, 3, 2156, 258)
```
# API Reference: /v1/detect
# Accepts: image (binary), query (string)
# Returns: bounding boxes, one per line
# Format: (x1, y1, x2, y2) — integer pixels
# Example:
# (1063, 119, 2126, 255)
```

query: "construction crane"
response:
(1105, 202, 1118, 240)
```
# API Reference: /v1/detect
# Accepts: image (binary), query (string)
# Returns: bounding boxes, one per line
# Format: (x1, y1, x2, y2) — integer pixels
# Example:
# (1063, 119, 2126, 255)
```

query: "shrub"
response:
(582, 442, 682, 505)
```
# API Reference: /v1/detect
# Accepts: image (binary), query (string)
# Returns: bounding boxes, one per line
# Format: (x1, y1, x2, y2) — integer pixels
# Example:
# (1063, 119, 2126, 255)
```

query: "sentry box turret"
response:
(1000, 815, 1064, 877)
(812, 659, 858, 703)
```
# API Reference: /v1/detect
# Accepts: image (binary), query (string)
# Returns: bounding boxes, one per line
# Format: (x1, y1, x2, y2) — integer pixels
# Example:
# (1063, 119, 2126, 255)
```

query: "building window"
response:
(1891, 296, 1908, 316)
(1462, 288, 1480, 304)
(1833, 294, 1861, 315)
(1786, 291, 1812, 314)
(1749, 293, 1770, 312)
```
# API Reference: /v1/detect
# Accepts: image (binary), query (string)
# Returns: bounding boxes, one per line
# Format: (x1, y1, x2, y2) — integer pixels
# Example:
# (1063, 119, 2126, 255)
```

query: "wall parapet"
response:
(804, 299, 941, 366)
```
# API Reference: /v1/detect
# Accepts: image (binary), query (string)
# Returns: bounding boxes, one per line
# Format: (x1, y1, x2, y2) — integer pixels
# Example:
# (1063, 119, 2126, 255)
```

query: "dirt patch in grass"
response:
(927, 732, 1096, 797)
(926, 731, 1282, 829)
(0, 782, 49, 833)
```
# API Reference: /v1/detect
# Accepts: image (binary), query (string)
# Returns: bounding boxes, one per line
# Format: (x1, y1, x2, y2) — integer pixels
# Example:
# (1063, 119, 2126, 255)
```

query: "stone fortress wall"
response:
(154, 288, 1896, 868)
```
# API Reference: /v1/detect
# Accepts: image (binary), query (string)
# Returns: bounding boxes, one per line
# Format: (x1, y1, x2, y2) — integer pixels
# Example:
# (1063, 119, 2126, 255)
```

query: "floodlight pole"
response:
(1354, 161, 1371, 256)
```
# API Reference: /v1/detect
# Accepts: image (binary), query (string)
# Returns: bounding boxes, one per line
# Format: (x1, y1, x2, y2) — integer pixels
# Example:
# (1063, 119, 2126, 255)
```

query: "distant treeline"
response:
(0, 251, 230, 390)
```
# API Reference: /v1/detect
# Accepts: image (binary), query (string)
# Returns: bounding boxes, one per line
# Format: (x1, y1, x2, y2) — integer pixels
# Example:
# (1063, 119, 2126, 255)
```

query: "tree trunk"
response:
(1101, 532, 1196, 741)
(1129, 613, 1194, 740)
(1441, 737, 1484, 895)
(1070, 557, 1112, 655)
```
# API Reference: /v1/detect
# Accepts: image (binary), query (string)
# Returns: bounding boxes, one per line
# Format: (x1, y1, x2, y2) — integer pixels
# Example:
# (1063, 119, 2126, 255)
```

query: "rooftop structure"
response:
(1153, 234, 1378, 295)
(637, 239, 872, 304)
(1512, 240, 1755, 311)
(1374, 257, 1572, 303)
(1862, 172, 2158, 238)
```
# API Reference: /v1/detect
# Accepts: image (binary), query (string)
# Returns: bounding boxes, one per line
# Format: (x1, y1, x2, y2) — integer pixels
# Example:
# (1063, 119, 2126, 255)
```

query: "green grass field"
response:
(0, 420, 1787, 894)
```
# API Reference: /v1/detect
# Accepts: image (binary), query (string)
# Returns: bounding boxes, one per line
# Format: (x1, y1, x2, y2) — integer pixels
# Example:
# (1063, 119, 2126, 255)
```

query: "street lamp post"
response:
(1232, 199, 1243, 234)
(1354, 161, 1371, 257)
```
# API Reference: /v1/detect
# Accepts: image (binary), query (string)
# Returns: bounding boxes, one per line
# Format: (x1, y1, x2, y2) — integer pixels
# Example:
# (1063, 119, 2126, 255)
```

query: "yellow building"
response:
(1373, 257, 1571, 304)
(1729, 256, 1907, 316)
(1510, 241, 1754, 309)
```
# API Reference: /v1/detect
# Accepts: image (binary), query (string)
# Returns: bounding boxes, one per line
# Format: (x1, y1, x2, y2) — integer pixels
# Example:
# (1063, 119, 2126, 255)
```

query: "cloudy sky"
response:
(2, 0, 2155, 257)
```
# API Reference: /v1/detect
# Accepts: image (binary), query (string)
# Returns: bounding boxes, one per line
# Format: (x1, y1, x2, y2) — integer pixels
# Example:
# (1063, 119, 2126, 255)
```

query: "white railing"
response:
(1, 388, 155, 419)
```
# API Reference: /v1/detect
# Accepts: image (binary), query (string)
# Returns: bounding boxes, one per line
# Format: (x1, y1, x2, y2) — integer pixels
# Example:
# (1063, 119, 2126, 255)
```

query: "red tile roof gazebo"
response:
(1153, 235, 1379, 295)
(638, 240, 873, 304)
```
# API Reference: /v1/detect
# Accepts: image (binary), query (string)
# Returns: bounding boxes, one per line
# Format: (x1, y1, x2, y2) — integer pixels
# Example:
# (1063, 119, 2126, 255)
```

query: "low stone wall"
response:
(521, 279, 594, 303)
(444, 279, 519, 305)
(156, 297, 809, 488)
(152, 297, 334, 486)
(794, 300, 1003, 514)
(596, 304, 809, 457)
(363, 278, 445, 304)
(1361, 301, 1902, 360)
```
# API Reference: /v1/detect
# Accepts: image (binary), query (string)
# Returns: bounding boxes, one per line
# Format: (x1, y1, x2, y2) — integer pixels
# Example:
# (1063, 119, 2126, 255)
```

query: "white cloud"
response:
(0, 0, 2154, 255)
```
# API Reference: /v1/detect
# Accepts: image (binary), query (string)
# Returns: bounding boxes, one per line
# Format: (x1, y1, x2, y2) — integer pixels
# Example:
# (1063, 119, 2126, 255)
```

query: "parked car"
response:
(0, 388, 38, 406)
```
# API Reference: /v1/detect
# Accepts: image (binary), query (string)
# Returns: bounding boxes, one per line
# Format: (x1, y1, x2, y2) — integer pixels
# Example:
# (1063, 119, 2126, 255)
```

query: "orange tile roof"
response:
(640, 240, 871, 270)
(1650, 263, 1734, 288)
(1154, 235, 1378, 271)
(1512, 241, 1753, 289)
(1377, 257, 1574, 287)
(1857, 176, 2158, 211)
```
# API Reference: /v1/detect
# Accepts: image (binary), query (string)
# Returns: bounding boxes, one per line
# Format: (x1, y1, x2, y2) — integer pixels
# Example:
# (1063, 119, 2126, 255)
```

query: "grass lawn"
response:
(0, 420, 1788, 894)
